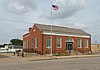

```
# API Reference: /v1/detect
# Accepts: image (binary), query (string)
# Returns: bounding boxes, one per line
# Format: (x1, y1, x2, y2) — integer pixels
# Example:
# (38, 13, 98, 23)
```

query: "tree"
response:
(10, 39, 23, 46)
(0, 45, 4, 48)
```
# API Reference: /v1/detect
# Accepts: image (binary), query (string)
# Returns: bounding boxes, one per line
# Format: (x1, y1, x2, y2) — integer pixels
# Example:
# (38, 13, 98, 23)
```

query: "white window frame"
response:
(78, 39, 82, 48)
(23, 41, 26, 49)
(32, 38, 34, 48)
(46, 37, 51, 48)
(85, 40, 88, 48)
(56, 38, 62, 48)
(26, 40, 28, 49)
(35, 38, 38, 48)
(23, 40, 28, 49)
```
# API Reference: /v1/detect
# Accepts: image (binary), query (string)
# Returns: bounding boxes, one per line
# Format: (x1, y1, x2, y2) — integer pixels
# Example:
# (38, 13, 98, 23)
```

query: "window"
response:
(23, 41, 26, 49)
(46, 37, 51, 48)
(32, 38, 34, 48)
(57, 38, 62, 48)
(23, 40, 28, 49)
(85, 40, 88, 48)
(26, 40, 28, 49)
(78, 39, 82, 48)
(35, 38, 38, 48)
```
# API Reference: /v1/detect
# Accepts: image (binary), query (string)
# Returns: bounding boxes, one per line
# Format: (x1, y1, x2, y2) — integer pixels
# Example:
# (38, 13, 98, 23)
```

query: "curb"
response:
(29, 58, 56, 61)
(54, 55, 100, 59)
(28, 56, 57, 61)
(27, 55, 100, 61)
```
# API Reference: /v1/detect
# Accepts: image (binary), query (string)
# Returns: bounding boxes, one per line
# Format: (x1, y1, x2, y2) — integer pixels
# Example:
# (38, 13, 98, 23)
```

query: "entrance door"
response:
(66, 42, 73, 50)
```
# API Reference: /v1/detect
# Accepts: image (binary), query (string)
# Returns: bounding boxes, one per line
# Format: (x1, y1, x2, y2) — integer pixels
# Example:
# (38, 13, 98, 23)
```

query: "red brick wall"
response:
(29, 25, 42, 51)
(23, 24, 43, 53)
(72, 37, 91, 53)
(42, 35, 91, 54)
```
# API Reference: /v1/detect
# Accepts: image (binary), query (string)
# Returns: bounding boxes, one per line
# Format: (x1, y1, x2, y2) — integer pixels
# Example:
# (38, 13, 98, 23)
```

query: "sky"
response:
(0, 0, 100, 44)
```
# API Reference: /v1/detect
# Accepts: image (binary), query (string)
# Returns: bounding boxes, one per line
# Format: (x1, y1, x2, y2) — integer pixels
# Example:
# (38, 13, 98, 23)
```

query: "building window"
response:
(57, 38, 62, 48)
(23, 41, 25, 49)
(35, 38, 38, 48)
(32, 38, 34, 48)
(85, 40, 88, 48)
(46, 37, 51, 48)
(78, 39, 82, 48)
(26, 40, 28, 49)
(23, 40, 28, 49)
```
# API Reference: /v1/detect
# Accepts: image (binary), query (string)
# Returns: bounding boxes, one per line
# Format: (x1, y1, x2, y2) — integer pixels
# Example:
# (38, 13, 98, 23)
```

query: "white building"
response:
(0, 45, 22, 52)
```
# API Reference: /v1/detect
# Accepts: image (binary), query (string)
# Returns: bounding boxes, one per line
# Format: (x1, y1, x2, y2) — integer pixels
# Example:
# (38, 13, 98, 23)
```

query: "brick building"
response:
(23, 24, 91, 55)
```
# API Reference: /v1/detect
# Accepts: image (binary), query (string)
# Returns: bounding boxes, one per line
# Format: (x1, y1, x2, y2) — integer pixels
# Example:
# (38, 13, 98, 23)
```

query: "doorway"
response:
(66, 42, 73, 50)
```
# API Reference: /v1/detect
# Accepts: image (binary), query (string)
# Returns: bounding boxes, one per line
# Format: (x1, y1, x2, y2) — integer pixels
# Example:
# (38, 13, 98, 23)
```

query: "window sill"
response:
(78, 47, 82, 48)
(56, 47, 62, 48)
(46, 47, 51, 49)
(85, 47, 88, 48)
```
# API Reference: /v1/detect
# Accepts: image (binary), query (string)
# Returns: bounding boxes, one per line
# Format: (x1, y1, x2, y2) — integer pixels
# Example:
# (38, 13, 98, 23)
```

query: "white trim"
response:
(23, 41, 26, 49)
(46, 37, 51, 48)
(23, 40, 28, 49)
(78, 39, 82, 48)
(66, 37, 74, 42)
(23, 34, 30, 38)
(56, 37, 62, 48)
(35, 38, 38, 48)
(66, 37, 74, 50)
(46, 46, 51, 49)
(26, 40, 28, 49)
(32, 38, 34, 48)
(85, 40, 88, 48)
(43, 32, 90, 38)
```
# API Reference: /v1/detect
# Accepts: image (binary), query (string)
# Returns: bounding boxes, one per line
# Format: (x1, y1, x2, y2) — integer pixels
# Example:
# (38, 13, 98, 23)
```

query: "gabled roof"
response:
(35, 24, 91, 36)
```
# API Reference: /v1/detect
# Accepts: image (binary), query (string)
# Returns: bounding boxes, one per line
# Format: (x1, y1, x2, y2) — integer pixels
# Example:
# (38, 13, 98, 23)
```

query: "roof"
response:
(35, 24, 91, 36)
(23, 33, 29, 37)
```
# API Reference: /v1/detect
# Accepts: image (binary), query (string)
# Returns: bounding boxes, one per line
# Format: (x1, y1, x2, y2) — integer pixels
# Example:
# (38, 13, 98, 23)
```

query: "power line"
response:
(0, 18, 33, 24)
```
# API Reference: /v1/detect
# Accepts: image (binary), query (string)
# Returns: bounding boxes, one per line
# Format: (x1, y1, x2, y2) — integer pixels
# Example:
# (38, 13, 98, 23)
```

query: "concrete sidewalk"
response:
(23, 54, 100, 61)
(0, 53, 100, 62)
(53, 54, 100, 59)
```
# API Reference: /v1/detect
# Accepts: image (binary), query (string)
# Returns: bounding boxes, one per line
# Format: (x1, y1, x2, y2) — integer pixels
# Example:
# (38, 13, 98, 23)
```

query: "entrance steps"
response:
(69, 50, 82, 55)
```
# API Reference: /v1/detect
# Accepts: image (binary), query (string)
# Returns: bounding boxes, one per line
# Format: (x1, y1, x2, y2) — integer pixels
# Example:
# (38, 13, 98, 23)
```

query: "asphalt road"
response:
(0, 57, 100, 70)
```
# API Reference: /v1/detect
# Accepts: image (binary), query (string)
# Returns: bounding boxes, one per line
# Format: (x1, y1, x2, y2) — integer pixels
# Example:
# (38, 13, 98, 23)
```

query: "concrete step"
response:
(68, 50, 82, 55)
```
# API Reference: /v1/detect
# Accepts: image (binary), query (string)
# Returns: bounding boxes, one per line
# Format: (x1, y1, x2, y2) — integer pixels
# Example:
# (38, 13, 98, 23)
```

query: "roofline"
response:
(42, 32, 91, 38)
(35, 23, 91, 35)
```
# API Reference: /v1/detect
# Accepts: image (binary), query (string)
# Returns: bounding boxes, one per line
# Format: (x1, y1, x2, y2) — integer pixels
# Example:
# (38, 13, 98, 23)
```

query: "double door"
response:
(66, 42, 73, 50)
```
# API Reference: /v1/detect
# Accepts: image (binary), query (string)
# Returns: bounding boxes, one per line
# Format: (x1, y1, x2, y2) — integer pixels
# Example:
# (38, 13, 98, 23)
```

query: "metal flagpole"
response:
(50, 3, 58, 56)
(50, 2, 53, 56)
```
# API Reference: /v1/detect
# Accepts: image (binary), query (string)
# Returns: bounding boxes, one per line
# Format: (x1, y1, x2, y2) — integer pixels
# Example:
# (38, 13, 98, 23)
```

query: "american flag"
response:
(52, 5, 59, 10)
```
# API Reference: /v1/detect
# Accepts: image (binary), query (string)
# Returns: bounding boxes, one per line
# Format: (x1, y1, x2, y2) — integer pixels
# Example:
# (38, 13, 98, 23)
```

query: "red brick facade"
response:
(23, 24, 91, 55)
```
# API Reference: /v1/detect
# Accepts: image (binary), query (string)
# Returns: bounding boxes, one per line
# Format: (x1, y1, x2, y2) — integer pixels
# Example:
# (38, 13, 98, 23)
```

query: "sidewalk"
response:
(0, 53, 100, 62)
(53, 54, 100, 59)
(23, 54, 100, 61)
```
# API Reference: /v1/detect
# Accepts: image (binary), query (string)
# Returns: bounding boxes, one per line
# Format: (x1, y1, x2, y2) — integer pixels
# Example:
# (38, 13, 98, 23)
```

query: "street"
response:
(0, 57, 100, 70)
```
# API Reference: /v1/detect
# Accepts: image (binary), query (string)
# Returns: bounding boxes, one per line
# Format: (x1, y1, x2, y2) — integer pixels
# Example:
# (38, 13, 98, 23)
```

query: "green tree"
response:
(10, 39, 23, 46)
(0, 45, 4, 48)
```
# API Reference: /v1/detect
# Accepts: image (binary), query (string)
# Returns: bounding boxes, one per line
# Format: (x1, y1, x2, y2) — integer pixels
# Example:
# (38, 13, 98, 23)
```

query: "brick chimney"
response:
(29, 27, 32, 32)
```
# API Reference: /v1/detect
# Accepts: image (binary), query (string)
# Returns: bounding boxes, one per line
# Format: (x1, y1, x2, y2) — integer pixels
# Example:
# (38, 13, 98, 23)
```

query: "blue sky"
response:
(0, 0, 100, 44)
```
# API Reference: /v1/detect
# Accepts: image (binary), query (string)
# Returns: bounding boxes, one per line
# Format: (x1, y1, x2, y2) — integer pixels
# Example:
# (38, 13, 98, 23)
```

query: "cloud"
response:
(71, 22, 87, 29)
(62, 16, 89, 29)
(4, 0, 37, 14)
(41, 0, 86, 20)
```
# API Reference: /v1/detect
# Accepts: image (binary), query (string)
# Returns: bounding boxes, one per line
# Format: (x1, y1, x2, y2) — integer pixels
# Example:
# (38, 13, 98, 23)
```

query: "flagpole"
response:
(50, 2, 53, 56)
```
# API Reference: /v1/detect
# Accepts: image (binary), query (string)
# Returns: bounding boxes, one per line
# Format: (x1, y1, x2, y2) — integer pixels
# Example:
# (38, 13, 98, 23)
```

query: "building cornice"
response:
(42, 32, 90, 38)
